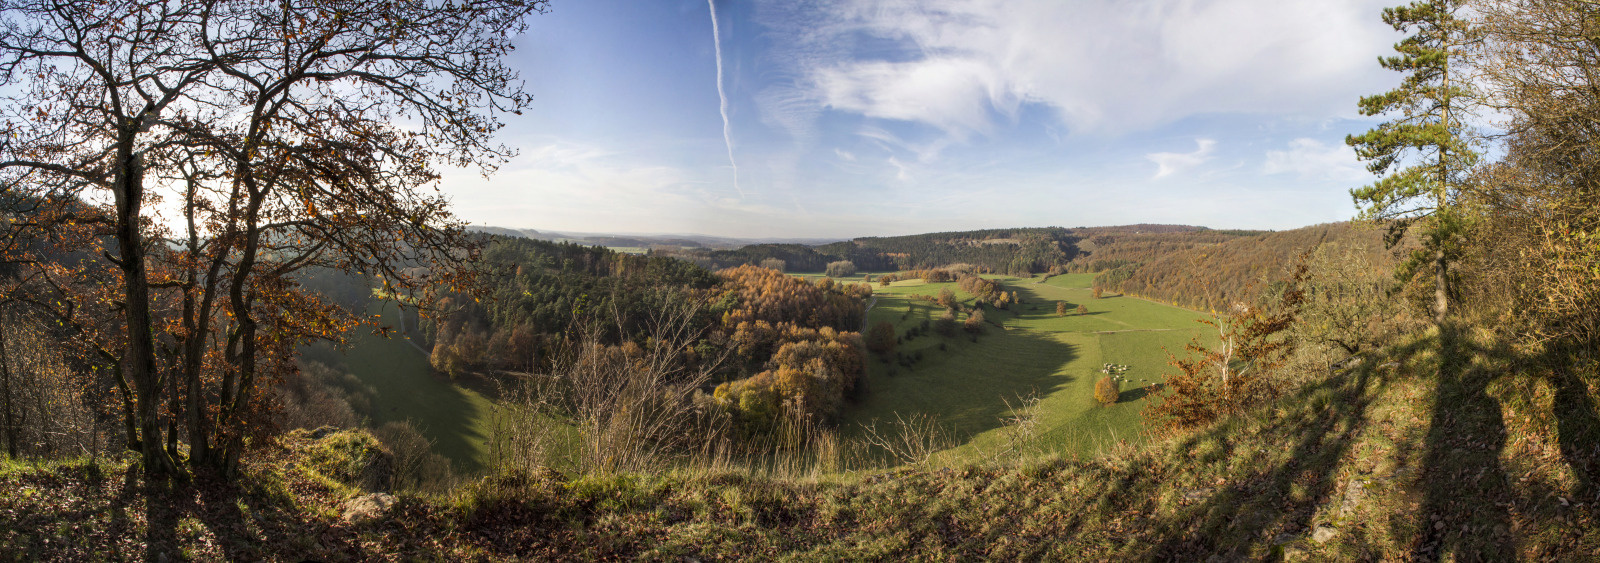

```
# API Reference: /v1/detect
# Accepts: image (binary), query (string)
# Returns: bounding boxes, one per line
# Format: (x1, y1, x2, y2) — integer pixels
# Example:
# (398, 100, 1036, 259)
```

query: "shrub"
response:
(1056, 301, 1068, 317)
(1076, 304, 1088, 315)
(866, 321, 897, 356)
(1094, 376, 1120, 405)
(964, 308, 987, 334)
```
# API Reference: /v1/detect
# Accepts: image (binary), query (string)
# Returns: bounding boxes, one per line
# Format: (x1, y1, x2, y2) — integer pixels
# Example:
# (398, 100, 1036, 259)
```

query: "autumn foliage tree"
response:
(0, 0, 547, 478)
(1147, 262, 1306, 429)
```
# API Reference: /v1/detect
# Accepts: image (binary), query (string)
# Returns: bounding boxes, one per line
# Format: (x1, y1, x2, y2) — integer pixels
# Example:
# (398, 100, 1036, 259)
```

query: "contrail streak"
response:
(708, 0, 743, 198)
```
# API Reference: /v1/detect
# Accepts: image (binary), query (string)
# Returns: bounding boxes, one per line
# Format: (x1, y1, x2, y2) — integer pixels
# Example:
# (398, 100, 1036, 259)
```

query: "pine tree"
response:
(1346, 0, 1479, 324)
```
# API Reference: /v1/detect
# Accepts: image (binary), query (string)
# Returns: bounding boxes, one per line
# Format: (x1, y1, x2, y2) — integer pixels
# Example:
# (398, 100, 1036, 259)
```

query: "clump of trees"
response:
(825, 261, 858, 278)
(1459, 0, 1600, 352)
(760, 258, 787, 272)
(958, 275, 1003, 303)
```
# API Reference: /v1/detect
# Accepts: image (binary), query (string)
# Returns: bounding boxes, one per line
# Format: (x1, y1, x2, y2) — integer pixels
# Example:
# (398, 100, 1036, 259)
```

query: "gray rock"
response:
(1339, 479, 1370, 518)
(341, 492, 398, 524)
(1312, 525, 1338, 543)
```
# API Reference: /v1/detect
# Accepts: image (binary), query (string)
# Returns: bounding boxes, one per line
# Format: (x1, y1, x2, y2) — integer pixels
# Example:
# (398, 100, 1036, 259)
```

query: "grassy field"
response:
(837, 271, 1212, 459)
(301, 302, 497, 472)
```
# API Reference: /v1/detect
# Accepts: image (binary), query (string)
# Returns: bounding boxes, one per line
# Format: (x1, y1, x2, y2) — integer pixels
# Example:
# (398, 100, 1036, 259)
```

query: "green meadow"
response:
(301, 301, 497, 472)
(831, 271, 1212, 459)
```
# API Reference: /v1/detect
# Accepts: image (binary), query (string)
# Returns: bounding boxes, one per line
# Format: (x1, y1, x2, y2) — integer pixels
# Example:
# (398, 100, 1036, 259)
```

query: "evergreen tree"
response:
(1346, 0, 1479, 323)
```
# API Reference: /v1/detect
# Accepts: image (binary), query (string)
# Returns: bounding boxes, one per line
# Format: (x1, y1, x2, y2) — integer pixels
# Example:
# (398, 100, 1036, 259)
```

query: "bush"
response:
(1094, 376, 1120, 406)
(825, 260, 857, 277)
(866, 321, 897, 356)
(964, 308, 987, 334)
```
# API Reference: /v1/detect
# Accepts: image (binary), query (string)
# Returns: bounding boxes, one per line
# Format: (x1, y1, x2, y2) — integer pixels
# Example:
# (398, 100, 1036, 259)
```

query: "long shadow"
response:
(1117, 385, 1154, 403)
(840, 328, 1079, 455)
(1409, 325, 1515, 561)
(1132, 362, 1387, 560)
(1548, 348, 1600, 498)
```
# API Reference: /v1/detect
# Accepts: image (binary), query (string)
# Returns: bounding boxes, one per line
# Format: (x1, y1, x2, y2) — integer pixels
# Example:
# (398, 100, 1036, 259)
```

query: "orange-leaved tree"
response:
(1147, 260, 1307, 429)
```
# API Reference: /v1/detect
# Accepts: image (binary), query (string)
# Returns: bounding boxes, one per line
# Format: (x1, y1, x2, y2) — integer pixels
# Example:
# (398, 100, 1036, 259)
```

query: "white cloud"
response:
(1263, 138, 1367, 182)
(834, 148, 856, 161)
(1148, 138, 1217, 179)
(758, 0, 1396, 137)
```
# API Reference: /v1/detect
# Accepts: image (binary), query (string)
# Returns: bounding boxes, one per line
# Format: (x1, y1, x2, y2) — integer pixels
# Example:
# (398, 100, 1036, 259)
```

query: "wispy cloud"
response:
(1263, 138, 1367, 182)
(1147, 138, 1217, 179)
(758, 0, 1394, 137)
(708, 0, 742, 198)
(887, 156, 912, 182)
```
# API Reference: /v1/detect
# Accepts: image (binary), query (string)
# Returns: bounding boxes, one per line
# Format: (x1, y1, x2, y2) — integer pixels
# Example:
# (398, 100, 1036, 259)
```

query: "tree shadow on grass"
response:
(1117, 385, 1155, 403)
(1128, 361, 1388, 560)
(842, 328, 1078, 458)
(1406, 324, 1515, 561)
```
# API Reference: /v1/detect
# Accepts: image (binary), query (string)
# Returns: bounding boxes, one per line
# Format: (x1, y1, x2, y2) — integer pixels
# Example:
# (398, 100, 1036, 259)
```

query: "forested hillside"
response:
(670, 226, 1081, 275)
(1086, 222, 1397, 312)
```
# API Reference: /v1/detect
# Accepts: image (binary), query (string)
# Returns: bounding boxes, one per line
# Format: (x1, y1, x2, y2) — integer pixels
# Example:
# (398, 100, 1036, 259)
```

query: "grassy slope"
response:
(838, 272, 1210, 458)
(301, 302, 497, 472)
(10, 326, 1596, 560)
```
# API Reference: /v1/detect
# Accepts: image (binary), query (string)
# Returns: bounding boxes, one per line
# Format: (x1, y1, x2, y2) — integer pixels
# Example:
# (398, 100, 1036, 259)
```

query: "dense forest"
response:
(1085, 222, 1398, 312)
(660, 227, 1081, 275)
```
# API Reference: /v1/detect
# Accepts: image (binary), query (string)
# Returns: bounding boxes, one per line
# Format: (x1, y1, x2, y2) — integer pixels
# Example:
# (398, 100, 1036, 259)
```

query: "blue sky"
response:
(441, 0, 1404, 238)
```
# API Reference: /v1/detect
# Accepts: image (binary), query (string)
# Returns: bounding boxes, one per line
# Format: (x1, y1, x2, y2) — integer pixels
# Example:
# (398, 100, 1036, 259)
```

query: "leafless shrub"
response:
(373, 421, 456, 494)
(489, 291, 731, 475)
(859, 412, 953, 467)
(0, 306, 109, 460)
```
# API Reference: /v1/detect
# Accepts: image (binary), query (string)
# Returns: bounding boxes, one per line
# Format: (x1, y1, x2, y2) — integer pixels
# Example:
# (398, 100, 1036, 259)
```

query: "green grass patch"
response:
(844, 274, 1212, 461)
(302, 302, 497, 473)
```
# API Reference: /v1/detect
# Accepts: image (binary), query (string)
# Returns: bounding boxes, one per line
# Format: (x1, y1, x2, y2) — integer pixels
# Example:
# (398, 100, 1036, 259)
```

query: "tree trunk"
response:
(0, 314, 16, 459)
(1434, 248, 1450, 324)
(114, 147, 174, 478)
